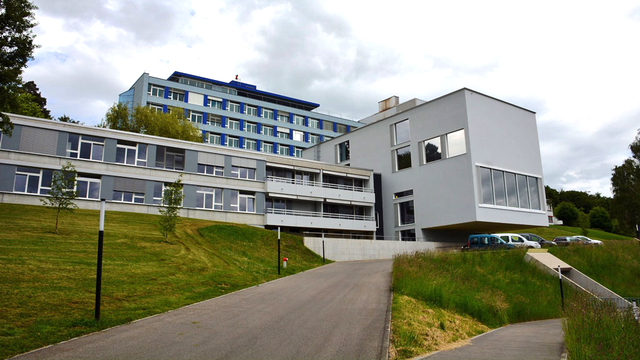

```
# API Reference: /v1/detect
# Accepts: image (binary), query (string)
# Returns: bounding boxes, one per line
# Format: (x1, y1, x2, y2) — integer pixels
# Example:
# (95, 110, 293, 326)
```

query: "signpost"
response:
(95, 199, 105, 321)
(278, 227, 281, 275)
(558, 265, 564, 311)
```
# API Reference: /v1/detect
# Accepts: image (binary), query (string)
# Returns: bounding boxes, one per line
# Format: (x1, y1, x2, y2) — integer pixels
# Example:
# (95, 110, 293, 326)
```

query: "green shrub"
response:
(555, 202, 580, 226)
(589, 206, 613, 232)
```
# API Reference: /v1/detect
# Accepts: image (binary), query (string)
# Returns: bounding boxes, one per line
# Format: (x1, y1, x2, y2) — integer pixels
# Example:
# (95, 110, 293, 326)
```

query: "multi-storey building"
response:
(119, 72, 361, 157)
(0, 114, 376, 235)
(305, 89, 549, 242)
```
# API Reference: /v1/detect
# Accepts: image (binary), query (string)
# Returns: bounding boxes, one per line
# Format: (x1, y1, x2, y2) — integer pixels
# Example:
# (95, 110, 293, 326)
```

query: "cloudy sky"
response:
(24, 0, 640, 197)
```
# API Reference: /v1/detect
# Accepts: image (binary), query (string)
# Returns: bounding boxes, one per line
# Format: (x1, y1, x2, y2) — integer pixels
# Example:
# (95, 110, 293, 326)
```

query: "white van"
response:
(493, 233, 541, 249)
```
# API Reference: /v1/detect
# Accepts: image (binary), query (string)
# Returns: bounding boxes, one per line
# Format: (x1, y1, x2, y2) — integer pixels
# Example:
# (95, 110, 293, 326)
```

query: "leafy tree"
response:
(0, 0, 39, 136)
(57, 114, 83, 125)
(101, 104, 203, 143)
(21, 80, 50, 119)
(158, 175, 184, 241)
(40, 162, 78, 234)
(589, 206, 613, 232)
(578, 211, 590, 236)
(611, 129, 640, 235)
(555, 201, 580, 227)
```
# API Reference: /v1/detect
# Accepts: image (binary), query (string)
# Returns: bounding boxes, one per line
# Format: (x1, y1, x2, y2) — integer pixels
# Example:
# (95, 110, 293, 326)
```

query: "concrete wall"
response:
(304, 237, 438, 261)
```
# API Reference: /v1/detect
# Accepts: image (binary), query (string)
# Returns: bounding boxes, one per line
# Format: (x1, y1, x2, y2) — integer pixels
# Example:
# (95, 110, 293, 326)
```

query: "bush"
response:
(555, 202, 580, 226)
(589, 206, 613, 232)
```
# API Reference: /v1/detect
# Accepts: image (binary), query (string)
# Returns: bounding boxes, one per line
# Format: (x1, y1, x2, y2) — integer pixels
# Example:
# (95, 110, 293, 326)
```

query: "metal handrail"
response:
(265, 208, 374, 221)
(266, 175, 373, 193)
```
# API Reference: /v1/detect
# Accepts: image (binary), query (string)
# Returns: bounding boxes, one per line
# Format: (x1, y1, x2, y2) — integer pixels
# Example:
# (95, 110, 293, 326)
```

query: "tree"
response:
(57, 114, 83, 125)
(0, 0, 39, 136)
(101, 104, 203, 143)
(611, 129, 640, 235)
(555, 201, 580, 227)
(589, 206, 613, 232)
(158, 175, 184, 241)
(21, 80, 51, 119)
(40, 162, 78, 234)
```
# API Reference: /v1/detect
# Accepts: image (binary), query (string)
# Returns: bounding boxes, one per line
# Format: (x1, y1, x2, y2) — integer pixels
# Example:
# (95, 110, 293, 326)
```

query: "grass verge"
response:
(0, 203, 325, 359)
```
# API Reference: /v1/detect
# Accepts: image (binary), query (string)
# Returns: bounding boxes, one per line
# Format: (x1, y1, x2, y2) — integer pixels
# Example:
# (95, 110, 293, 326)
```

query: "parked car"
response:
(519, 233, 556, 247)
(462, 234, 515, 251)
(552, 236, 580, 246)
(494, 233, 541, 249)
(573, 235, 603, 246)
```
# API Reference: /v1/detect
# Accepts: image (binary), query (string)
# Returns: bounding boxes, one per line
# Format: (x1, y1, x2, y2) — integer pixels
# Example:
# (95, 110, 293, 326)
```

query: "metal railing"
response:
(265, 208, 374, 222)
(266, 175, 373, 193)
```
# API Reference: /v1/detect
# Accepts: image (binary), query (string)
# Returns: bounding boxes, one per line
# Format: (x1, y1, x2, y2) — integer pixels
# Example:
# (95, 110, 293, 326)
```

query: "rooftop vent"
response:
(378, 96, 399, 113)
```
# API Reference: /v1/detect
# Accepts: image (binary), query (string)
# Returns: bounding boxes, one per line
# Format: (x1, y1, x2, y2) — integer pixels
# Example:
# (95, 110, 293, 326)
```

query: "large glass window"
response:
(294, 148, 303, 158)
(76, 177, 100, 200)
(337, 141, 350, 162)
(168, 89, 184, 102)
(227, 119, 239, 130)
(517, 174, 530, 209)
(245, 139, 257, 151)
(155, 147, 184, 171)
(336, 123, 347, 134)
(293, 115, 304, 125)
(528, 177, 541, 210)
(400, 229, 416, 241)
(231, 166, 256, 180)
(149, 104, 163, 113)
(480, 167, 541, 210)
(147, 84, 164, 98)
(309, 134, 319, 145)
(245, 122, 257, 133)
(246, 106, 257, 116)
(262, 142, 273, 153)
(14, 167, 53, 195)
(209, 133, 221, 145)
(492, 170, 506, 206)
(188, 110, 203, 124)
(197, 164, 224, 176)
(277, 128, 289, 139)
(227, 136, 239, 148)
(196, 187, 222, 210)
(263, 125, 274, 136)
(112, 191, 144, 204)
(308, 118, 319, 129)
(423, 136, 442, 163)
(323, 120, 333, 131)
(398, 200, 415, 225)
(394, 119, 410, 144)
(209, 116, 222, 127)
(208, 98, 222, 109)
(447, 129, 466, 157)
(263, 109, 274, 120)
(396, 145, 411, 170)
(277, 112, 289, 122)
(229, 191, 255, 212)
(505, 172, 518, 207)
(68, 134, 104, 161)
(278, 144, 289, 156)
(228, 102, 240, 113)
(480, 167, 494, 205)
(116, 143, 147, 167)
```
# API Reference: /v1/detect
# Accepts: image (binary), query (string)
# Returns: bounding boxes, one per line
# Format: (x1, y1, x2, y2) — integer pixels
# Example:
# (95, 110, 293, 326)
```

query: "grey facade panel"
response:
(223, 155, 233, 177)
(147, 145, 157, 168)
(57, 131, 69, 156)
(19, 126, 58, 155)
(185, 150, 198, 173)
(256, 160, 266, 181)
(101, 176, 114, 201)
(255, 192, 265, 214)
(183, 184, 197, 208)
(104, 138, 118, 163)
(1, 125, 21, 150)
(222, 188, 233, 211)
(0, 164, 16, 191)
(197, 152, 225, 166)
(113, 177, 146, 193)
(144, 181, 156, 204)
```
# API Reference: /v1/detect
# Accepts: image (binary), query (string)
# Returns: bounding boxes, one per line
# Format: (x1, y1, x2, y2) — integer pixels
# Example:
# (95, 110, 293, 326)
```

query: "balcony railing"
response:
(265, 208, 374, 222)
(266, 175, 373, 193)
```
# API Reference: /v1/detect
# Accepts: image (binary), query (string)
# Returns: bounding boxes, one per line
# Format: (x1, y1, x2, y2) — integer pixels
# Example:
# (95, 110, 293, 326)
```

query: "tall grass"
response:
(549, 241, 640, 298)
(564, 295, 640, 359)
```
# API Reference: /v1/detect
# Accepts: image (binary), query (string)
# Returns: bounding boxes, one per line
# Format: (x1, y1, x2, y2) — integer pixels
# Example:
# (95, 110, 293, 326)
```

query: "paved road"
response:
(16, 260, 393, 360)
(421, 318, 564, 360)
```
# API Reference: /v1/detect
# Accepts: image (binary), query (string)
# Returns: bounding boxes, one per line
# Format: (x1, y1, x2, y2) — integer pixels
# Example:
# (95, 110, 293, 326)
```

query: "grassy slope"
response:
(391, 249, 573, 359)
(510, 225, 633, 241)
(0, 203, 325, 359)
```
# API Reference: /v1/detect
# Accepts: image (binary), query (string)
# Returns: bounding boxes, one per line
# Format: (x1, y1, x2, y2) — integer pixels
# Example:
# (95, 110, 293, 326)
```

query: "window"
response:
(208, 98, 222, 109)
(196, 187, 223, 210)
(294, 115, 304, 125)
(227, 136, 239, 148)
(153, 183, 164, 205)
(14, 167, 53, 195)
(67, 134, 104, 161)
(188, 110, 203, 124)
(116, 143, 147, 167)
(447, 129, 466, 158)
(323, 120, 333, 131)
(337, 141, 350, 162)
(336, 123, 347, 134)
(231, 166, 256, 180)
(394, 189, 413, 199)
(394, 120, 410, 144)
(168, 88, 184, 102)
(197, 164, 224, 176)
(423, 136, 442, 163)
(149, 104, 163, 114)
(277, 128, 289, 139)
(265, 198, 291, 212)
(278, 144, 289, 156)
(147, 84, 164, 98)
(262, 142, 273, 153)
(246, 106, 257, 116)
(395, 145, 411, 170)
(399, 229, 416, 241)
(277, 112, 289, 122)
(112, 191, 144, 204)
(292, 130, 304, 142)
(398, 200, 415, 225)
(245, 139, 257, 151)
(294, 148, 303, 158)
(227, 119, 239, 130)
(245, 122, 257, 133)
(155, 147, 184, 171)
(309, 134, 319, 145)
(263, 125, 274, 136)
(230, 190, 255, 212)
(308, 118, 319, 129)
(228, 102, 240, 113)
(76, 177, 100, 200)
(263, 108, 274, 120)
(209, 133, 221, 145)
(480, 167, 541, 210)
(209, 116, 222, 127)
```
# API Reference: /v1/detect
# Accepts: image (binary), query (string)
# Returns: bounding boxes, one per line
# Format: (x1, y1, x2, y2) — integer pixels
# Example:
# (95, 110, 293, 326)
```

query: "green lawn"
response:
(0, 203, 326, 359)
(509, 225, 633, 241)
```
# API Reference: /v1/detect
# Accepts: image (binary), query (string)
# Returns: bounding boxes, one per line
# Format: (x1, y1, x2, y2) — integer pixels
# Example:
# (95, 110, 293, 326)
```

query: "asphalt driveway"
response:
(15, 260, 393, 360)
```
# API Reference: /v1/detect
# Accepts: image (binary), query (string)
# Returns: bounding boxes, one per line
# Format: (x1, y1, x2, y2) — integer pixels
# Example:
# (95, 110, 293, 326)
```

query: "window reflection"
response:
(394, 120, 410, 144)
(447, 129, 466, 157)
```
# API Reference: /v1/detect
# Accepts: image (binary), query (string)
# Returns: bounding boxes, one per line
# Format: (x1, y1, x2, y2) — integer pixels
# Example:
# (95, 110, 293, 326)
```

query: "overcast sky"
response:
(24, 0, 640, 197)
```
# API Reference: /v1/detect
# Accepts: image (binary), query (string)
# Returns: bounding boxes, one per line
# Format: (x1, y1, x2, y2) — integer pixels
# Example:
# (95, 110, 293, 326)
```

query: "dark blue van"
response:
(462, 234, 514, 251)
